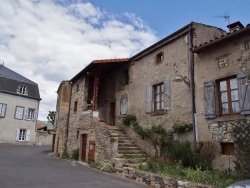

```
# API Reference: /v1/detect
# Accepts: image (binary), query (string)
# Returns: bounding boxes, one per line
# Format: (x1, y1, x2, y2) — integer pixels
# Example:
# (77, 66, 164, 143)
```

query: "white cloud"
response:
(0, 0, 157, 120)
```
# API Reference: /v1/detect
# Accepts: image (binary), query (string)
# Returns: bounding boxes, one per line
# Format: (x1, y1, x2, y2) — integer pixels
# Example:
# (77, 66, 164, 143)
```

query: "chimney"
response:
(227, 21, 244, 32)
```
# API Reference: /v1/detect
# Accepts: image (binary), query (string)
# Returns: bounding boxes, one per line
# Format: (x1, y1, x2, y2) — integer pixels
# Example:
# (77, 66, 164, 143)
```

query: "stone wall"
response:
(115, 164, 213, 188)
(35, 131, 53, 146)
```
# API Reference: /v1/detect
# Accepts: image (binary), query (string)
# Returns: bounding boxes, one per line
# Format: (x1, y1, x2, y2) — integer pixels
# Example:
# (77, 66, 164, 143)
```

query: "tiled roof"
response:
(193, 24, 250, 52)
(92, 58, 130, 64)
(0, 65, 37, 85)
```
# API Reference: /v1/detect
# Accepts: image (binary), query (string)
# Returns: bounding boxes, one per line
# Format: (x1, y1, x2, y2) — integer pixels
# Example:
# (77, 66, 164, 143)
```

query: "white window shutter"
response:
(124, 99, 128, 114)
(146, 86, 152, 113)
(24, 108, 28, 120)
(16, 129, 20, 141)
(33, 110, 37, 121)
(0, 104, 6, 117)
(163, 80, 171, 110)
(25, 130, 30, 141)
(120, 99, 128, 115)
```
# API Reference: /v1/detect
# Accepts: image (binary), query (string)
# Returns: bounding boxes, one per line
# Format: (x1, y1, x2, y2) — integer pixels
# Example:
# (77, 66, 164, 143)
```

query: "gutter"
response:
(65, 81, 73, 150)
(188, 24, 197, 142)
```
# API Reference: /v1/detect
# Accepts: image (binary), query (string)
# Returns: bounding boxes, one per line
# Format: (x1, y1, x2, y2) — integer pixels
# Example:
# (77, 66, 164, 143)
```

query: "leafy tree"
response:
(47, 111, 55, 125)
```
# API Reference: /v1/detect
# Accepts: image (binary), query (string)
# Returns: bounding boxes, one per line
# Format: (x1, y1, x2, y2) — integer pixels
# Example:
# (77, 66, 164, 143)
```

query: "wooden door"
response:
(81, 134, 87, 162)
(88, 141, 95, 163)
(110, 102, 116, 126)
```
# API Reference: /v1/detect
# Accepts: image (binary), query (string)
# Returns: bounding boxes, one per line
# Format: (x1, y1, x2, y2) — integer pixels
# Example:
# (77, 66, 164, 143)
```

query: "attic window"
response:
(17, 84, 27, 95)
(156, 52, 164, 64)
(244, 40, 249, 50)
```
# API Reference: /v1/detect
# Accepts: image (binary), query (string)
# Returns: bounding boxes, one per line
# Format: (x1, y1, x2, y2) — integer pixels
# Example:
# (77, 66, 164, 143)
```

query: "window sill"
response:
(151, 110, 167, 116)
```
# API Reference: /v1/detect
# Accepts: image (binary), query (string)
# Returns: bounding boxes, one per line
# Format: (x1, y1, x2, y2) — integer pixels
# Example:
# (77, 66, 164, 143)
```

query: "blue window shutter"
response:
(163, 80, 171, 110)
(237, 72, 250, 115)
(204, 81, 217, 119)
(146, 86, 152, 113)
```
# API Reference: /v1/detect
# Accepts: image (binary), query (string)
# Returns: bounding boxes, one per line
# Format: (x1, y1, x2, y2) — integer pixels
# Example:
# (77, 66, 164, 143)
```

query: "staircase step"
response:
(117, 153, 145, 158)
(112, 157, 146, 164)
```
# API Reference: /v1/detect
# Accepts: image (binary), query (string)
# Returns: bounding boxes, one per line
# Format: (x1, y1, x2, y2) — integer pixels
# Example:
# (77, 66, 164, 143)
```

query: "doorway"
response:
(81, 134, 87, 162)
(88, 141, 95, 163)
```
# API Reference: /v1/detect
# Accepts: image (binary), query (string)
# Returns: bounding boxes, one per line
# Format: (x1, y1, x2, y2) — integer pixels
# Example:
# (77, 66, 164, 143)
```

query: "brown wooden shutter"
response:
(163, 80, 171, 110)
(204, 81, 217, 119)
(146, 86, 152, 113)
(237, 72, 250, 115)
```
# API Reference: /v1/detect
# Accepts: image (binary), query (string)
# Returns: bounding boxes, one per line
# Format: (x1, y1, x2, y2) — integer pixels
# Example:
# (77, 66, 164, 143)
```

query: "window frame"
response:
(153, 83, 164, 112)
(0, 103, 7, 118)
(27, 108, 35, 121)
(74, 101, 78, 112)
(217, 76, 240, 116)
(14, 106, 24, 120)
(17, 83, 28, 95)
(155, 52, 164, 64)
(120, 98, 128, 115)
(19, 129, 26, 141)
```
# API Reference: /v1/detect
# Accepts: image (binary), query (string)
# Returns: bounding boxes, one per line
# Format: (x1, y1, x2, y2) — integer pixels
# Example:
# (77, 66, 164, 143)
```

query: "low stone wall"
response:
(115, 164, 213, 188)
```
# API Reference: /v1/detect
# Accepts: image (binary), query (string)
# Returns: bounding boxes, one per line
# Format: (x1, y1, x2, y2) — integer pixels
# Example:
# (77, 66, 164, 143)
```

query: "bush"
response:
(90, 162, 116, 173)
(61, 150, 70, 159)
(71, 148, 79, 160)
(122, 114, 137, 125)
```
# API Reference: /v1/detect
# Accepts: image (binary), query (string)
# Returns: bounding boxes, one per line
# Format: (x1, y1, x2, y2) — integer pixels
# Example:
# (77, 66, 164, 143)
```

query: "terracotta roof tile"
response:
(92, 58, 130, 64)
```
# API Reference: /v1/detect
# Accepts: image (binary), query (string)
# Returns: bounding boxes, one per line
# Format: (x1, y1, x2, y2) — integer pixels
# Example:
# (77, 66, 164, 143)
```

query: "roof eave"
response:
(192, 26, 250, 53)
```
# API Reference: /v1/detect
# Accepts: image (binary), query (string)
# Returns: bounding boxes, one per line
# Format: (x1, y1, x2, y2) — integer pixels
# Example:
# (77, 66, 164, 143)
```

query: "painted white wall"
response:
(0, 92, 39, 144)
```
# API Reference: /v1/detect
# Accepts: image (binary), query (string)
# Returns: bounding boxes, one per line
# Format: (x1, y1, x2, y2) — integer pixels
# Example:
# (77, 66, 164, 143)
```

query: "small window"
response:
(76, 84, 79, 91)
(17, 84, 27, 95)
(15, 106, 24, 120)
(76, 131, 79, 139)
(217, 77, 240, 115)
(156, 52, 164, 64)
(0, 103, 7, 118)
(74, 101, 78, 112)
(120, 98, 128, 115)
(244, 40, 249, 50)
(19, 129, 26, 141)
(153, 83, 164, 111)
(221, 143, 235, 155)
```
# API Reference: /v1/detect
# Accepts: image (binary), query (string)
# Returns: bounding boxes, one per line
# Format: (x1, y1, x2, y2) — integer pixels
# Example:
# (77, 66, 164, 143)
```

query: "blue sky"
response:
(88, 0, 250, 38)
(1, 0, 249, 119)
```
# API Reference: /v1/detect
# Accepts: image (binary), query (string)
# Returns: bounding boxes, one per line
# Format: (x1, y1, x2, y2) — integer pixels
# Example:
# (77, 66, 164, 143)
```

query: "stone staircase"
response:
(107, 126, 147, 166)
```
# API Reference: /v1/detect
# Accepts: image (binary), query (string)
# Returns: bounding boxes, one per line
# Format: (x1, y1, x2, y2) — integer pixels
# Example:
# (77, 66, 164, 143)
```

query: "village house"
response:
(53, 22, 231, 165)
(0, 64, 41, 144)
(192, 21, 250, 169)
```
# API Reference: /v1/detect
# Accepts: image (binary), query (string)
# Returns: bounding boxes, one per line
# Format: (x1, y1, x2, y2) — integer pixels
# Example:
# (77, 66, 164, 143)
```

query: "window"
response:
(74, 101, 78, 112)
(218, 77, 240, 115)
(76, 84, 79, 91)
(16, 129, 30, 141)
(15, 106, 24, 120)
(17, 84, 27, 95)
(156, 52, 164, 64)
(244, 40, 249, 50)
(221, 143, 235, 155)
(146, 80, 170, 113)
(154, 83, 164, 111)
(0, 103, 7, 118)
(120, 98, 128, 115)
(27, 109, 35, 120)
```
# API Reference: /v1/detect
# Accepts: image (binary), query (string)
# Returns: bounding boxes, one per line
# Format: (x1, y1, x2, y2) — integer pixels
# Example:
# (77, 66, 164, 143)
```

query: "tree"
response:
(47, 111, 55, 125)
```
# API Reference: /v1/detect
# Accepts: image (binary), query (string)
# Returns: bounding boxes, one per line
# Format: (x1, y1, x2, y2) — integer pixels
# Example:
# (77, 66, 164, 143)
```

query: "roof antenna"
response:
(214, 12, 230, 26)
(0, 59, 4, 66)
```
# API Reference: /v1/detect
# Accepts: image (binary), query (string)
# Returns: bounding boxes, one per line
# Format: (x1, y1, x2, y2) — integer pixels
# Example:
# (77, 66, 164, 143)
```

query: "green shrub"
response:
(71, 148, 79, 160)
(61, 150, 70, 159)
(172, 122, 192, 133)
(122, 114, 137, 125)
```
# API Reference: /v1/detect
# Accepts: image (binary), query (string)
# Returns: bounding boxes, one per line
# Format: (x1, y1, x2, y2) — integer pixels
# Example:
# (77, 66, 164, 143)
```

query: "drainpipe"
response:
(188, 23, 197, 142)
(65, 81, 73, 150)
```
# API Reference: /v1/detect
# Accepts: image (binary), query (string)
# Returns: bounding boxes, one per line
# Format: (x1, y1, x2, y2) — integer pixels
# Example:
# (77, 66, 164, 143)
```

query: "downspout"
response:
(65, 81, 73, 150)
(188, 23, 197, 142)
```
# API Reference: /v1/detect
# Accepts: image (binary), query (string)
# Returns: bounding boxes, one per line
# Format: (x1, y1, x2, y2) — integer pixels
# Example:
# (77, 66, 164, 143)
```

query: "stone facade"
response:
(193, 23, 250, 169)
(54, 81, 71, 155)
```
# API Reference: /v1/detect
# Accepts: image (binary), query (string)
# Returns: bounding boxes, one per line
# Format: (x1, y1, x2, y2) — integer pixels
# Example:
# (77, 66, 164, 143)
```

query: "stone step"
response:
(112, 157, 146, 164)
(118, 143, 135, 147)
(117, 153, 145, 158)
(118, 146, 140, 150)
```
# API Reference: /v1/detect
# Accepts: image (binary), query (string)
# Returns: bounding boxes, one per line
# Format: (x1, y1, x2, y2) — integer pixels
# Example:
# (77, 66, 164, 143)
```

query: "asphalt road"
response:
(0, 144, 146, 188)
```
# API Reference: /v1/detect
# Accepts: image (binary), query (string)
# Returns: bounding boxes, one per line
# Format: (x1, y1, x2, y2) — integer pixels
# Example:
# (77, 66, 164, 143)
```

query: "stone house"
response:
(56, 22, 229, 164)
(53, 80, 71, 155)
(0, 65, 41, 144)
(35, 120, 53, 146)
(192, 21, 250, 169)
